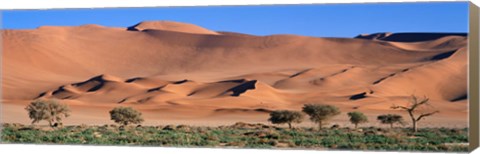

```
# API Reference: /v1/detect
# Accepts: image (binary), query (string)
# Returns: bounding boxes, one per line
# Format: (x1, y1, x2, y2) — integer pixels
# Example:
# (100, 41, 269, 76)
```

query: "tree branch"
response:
(391, 105, 409, 110)
(416, 110, 439, 121)
(407, 95, 429, 110)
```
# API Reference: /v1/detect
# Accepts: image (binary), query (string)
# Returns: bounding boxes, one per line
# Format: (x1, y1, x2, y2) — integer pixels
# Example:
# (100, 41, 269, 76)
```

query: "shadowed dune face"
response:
(355, 32, 467, 42)
(1, 21, 468, 127)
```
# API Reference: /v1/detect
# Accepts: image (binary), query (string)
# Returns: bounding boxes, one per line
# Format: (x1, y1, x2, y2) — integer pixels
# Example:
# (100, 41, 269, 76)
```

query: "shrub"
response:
(377, 114, 404, 128)
(25, 99, 70, 128)
(302, 104, 340, 130)
(109, 106, 144, 126)
(268, 110, 304, 129)
(347, 111, 368, 129)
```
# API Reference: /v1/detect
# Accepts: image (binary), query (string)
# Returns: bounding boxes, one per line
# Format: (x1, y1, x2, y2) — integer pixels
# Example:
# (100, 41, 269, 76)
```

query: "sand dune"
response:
(356, 32, 467, 42)
(1, 21, 468, 127)
(127, 21, 220, 35)
(371, 47, 467, 101)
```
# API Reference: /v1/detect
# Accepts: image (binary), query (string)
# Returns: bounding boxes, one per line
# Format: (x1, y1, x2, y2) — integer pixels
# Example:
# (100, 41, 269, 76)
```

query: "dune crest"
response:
(355, 32, 467, 42)
(127, 20, 220, 35)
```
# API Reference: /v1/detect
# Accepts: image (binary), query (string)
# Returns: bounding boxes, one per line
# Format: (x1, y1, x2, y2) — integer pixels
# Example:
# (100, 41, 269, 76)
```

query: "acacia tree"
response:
(347, 111, 368, 129)
(391, 95, 439, 132)
(377, 114, 404, 128)
(268, 110, 304, 129)
(25, 99, 70, 128)
(302, 104, 340, 130)
(109, 106, 144, 126)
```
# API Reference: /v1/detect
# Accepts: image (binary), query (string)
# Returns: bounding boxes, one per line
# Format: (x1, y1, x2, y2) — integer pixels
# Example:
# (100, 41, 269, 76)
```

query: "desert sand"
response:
(1, 21, 468, 128)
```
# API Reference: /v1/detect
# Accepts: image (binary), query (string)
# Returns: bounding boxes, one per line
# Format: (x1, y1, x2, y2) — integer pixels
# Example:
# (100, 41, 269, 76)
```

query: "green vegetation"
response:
(1, 123, 468, 152)
(25, 99, 70, 128)
(347, 111, 368, 129)
(268, 110, 304, 129)
(302, 104, 340, 130)
(109, 106, 144, 126)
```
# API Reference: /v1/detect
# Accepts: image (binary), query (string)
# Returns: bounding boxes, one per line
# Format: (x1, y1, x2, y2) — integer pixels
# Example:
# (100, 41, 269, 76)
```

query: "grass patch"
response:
(0, 123, 468, 152)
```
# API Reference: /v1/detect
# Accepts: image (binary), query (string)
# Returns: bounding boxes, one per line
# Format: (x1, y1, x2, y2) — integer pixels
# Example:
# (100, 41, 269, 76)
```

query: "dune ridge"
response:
(127, 21, 220, 35)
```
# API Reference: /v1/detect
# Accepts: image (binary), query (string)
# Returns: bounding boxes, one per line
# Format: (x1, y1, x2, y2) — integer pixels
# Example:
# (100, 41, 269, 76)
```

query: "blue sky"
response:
(1, 2, 469, 38)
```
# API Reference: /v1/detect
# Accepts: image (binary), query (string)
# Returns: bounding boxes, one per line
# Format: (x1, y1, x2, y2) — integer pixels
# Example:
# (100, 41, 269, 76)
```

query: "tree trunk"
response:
(408, 111, 416, 132)
(412, 121, 417, 132)
(354, 123, 358, 129)
(318, 121, 322, 130)
(48, 120, 53, 128)
(390, 123, 393, 129)
(288, 123, 292, 129)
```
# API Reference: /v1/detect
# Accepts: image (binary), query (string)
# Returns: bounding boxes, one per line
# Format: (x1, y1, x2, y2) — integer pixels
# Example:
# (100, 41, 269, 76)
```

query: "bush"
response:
(109, 106, 144, 126)
(268, 110, 304, 129)
(25, 99, 70, 128)
(347, 111, 368, 129)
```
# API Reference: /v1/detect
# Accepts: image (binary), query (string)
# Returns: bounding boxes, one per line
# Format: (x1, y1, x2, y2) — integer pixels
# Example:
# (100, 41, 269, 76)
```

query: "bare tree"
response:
(391, 95, 439, 132)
